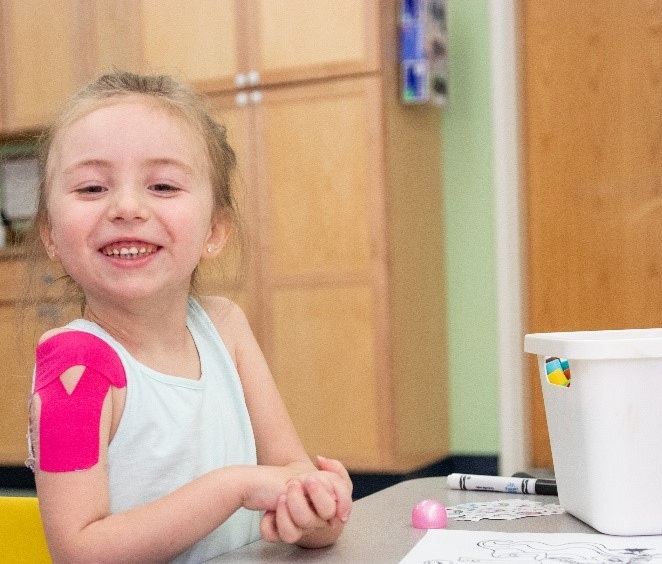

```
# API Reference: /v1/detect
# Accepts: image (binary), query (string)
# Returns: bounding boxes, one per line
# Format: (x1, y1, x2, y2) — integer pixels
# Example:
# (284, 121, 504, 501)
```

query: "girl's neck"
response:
(82, 293, 191, 351)
(82, 293, 202, 380)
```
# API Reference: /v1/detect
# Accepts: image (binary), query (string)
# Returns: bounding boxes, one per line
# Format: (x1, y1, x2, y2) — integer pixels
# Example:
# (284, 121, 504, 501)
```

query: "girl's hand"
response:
(259, 456, 353, 547)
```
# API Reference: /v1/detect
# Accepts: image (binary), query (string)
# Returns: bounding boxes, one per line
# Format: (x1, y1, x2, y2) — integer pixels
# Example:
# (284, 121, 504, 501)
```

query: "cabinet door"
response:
(138, 0, 242, 92)
(81, 0, 243, 91)
(0, 56, 4, 131)
(0, 301, 79, 464)
(0, 257, 77, 464)
(0, 0, 83, 132)
(0, 303, 34, 464)
(79, 0, 142, 77)
(255, 77, 389, 469)
(248, 0, 380, 87)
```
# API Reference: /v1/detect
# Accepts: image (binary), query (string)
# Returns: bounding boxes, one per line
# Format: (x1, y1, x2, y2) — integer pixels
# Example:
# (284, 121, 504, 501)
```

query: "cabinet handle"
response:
(249, 90, 263, 105)
(235, 73, 247, 88)
(246, 70, 260, 86)
(235, 92, 249, 107)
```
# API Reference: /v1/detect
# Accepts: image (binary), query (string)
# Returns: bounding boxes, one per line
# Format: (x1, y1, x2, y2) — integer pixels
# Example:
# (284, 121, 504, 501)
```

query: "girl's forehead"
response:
(50, 96, 208, 170)
(62, 96, 198, 140)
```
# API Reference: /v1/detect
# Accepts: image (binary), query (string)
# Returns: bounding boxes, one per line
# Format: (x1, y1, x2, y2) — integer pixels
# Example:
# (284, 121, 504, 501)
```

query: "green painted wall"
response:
(443, 1, 500, 454)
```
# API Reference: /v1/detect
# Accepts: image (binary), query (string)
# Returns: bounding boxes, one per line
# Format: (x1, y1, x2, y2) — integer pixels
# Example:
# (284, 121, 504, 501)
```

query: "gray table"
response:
(210, 476, 597, 562)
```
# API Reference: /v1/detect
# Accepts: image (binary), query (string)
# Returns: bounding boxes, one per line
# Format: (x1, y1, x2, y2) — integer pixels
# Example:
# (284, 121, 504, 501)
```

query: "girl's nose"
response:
(108, 186, 149, 221)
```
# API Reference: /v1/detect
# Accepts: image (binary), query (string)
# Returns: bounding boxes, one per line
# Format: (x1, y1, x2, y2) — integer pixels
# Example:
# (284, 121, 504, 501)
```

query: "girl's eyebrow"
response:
(62, 157, 195, 176)
(62, 159, 112, 175)
(144, 158, 195, 176)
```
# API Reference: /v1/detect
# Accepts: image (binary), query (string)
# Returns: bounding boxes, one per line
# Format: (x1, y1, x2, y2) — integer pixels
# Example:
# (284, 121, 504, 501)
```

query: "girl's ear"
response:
(202, 211, 232, 260)
(39, 219, 58, 261)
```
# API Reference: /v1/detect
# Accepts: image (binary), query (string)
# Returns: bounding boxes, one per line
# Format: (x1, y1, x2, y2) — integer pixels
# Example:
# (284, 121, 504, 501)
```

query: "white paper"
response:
(1, 156, 39, 220)
(400, 529, 662, 564)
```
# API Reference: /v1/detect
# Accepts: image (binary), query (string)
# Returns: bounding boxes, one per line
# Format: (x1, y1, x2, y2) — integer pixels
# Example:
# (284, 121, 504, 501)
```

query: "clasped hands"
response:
(246, 455, 353, 546)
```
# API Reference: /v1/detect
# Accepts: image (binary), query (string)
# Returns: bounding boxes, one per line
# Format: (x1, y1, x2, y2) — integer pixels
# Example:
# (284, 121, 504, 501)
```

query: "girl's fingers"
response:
(259, 511, 280, 543)
(314, 457, 353, 523)
(316, 455, 348, 476)
(274, 493, 304, 544)
(316, 455, 353, 492)
(286, 479, 328, 528)
(302, 477, 339, 522)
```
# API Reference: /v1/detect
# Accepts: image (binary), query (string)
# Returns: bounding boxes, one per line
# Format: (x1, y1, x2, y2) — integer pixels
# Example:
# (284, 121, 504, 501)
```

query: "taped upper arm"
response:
(33, 330, 126, 472)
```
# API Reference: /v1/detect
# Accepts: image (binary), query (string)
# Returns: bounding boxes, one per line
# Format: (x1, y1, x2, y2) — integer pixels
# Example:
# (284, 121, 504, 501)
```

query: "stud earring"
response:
(207, 246, 214, 253)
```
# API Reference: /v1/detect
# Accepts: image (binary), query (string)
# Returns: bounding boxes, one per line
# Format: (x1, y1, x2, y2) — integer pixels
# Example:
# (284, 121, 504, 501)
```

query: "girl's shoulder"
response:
(196, 295, 250, 328)
(37, 326, 73, 345)
(35, 326, 125, 379)
(196, 295, 254, 358)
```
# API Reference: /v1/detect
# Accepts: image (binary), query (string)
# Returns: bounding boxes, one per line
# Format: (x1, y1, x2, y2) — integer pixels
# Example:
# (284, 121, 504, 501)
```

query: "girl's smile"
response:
(99, 239, 162, 272)
(100, 241, 159, 259)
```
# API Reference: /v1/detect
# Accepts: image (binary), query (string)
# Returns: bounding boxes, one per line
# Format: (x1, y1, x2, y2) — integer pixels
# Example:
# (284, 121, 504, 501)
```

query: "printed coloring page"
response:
(400, 529, 662, 564)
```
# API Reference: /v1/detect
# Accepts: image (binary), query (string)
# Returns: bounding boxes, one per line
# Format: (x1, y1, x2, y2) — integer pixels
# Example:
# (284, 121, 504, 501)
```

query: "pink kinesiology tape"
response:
(34, 330, 127, 472)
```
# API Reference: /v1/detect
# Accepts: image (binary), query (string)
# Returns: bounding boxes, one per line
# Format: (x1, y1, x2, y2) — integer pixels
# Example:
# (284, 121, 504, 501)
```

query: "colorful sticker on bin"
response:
(545, 357, 571, 387)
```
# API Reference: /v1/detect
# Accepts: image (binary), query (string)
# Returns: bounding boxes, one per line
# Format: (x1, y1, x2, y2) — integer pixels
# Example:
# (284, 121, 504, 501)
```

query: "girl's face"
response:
(42, 96, 228, 308)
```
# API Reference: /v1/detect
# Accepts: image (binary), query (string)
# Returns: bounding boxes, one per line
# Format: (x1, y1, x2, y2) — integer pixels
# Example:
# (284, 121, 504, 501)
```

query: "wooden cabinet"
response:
(79, 0, 379, 95)
(79, 0, 240, 91)
(0, 0, 379, 133)
(77, 0, 143, 80)
(0, 302, 33, 464)
(0, 1, 447, 473)
(0, 254, 76, 464)
(243, 0, 380, 88)
(207, 37, 447, 471)
(224, 78, 386, 469)
(0, 0, 84, 133)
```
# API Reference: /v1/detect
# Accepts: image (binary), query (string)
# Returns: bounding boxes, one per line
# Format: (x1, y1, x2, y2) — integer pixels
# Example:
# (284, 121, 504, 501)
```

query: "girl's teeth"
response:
(104, 245, 155, 258)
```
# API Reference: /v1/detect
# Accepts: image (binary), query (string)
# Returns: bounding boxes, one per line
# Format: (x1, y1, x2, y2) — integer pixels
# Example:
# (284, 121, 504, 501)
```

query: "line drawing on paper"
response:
(415, 538, 662, 564)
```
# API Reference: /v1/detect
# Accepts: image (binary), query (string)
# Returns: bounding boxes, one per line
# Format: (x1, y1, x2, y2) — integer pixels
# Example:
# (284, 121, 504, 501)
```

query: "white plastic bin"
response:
(525, 329, 662, 535)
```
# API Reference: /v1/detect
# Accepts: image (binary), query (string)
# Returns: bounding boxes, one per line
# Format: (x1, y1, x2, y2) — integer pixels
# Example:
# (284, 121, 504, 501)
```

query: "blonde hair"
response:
(27, 71, 245, 311)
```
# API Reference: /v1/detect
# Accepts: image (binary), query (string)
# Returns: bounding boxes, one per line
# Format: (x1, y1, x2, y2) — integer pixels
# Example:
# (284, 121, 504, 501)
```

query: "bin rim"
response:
(524, 328, 662, 359)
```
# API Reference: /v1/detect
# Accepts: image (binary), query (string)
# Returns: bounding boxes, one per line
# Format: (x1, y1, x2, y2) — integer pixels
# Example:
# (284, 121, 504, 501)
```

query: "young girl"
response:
(27, 72, 352, 563)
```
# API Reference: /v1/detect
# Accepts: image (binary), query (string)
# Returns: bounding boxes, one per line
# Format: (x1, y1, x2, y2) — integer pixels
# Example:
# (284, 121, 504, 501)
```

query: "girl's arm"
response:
(204, 297, 353, 548)
(33, 392, 312, 564)
(31, 324, 327, 563)
(34, 296, 351, 562)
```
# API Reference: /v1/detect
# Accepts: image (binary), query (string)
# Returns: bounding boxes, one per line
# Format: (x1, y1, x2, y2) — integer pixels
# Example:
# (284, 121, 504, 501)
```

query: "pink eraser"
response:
(411, 499, 448, 529)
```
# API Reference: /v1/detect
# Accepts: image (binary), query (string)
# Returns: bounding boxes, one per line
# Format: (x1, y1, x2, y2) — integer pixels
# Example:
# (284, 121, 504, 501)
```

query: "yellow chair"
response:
(0, 496, 51, 563)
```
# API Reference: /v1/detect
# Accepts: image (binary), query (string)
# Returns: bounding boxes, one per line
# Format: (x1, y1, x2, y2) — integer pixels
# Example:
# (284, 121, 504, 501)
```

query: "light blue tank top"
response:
(68, 298, 261, 563)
